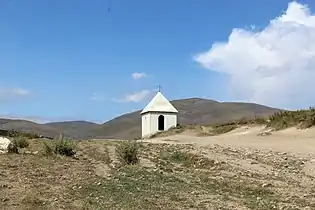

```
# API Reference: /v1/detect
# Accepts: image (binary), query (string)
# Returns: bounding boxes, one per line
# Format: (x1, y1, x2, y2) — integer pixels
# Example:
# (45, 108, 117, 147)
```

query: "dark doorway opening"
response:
(158, 115, 164, 131)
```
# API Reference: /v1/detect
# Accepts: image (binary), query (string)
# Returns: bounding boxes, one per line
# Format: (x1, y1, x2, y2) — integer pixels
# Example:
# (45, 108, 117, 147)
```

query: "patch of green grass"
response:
(77, 166, 201, 209)
(76, 165, 280, 210)
(159, 149, 214, 168)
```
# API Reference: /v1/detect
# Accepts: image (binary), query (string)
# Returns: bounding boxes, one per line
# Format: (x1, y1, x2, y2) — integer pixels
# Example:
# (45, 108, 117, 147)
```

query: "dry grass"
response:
(1, 139, 315, 209)
(3, 106, 315, 209)
(149, 125, 186, 138)
(267, 107, 315, 130)
(198, 123, 238, 136)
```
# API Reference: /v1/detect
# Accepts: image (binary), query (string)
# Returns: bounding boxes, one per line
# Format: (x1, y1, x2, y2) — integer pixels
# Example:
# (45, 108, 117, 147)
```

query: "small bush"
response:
(12, 137, 29, 148)
(43, 134, 76, 156)
(116, 140, 141, 165)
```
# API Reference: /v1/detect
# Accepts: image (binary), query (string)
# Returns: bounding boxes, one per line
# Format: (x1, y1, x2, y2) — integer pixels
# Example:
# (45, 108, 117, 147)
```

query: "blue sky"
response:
(1, 0, 315, 123)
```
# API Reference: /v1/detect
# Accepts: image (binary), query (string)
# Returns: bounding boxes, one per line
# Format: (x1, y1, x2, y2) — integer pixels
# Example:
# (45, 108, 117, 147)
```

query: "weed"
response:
(115, 140, 141, 165)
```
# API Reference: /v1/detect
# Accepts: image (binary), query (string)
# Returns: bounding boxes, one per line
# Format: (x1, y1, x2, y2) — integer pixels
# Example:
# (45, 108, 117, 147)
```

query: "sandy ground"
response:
(142, 126, 315, 158)
(141, 126, 315, 179)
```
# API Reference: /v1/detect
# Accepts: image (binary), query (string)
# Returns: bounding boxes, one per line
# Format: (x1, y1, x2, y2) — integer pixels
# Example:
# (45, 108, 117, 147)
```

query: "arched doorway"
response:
(158, 115, 164, 131)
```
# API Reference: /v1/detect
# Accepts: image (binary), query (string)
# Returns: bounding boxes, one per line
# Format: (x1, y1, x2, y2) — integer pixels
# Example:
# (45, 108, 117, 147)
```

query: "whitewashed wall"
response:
(141, 112, 177, 138)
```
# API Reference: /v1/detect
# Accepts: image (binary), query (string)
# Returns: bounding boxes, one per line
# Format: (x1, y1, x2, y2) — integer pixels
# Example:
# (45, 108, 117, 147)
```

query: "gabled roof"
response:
(141, 92, 178, 114)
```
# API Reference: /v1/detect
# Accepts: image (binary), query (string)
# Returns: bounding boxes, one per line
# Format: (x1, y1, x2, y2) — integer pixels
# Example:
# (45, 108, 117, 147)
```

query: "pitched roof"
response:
(140, 92, 178, 114)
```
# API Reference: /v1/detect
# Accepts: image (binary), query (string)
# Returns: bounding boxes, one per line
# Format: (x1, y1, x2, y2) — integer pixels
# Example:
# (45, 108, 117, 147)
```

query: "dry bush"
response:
(267, 107, 315, 130)
(43, 134, 76, 156)
(12, 136, 29, 148)
(116, 140, 141, 165)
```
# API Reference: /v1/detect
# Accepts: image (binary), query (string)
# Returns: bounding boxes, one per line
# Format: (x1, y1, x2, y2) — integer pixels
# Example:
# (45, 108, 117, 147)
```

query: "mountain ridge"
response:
(0, 98, 282, 139)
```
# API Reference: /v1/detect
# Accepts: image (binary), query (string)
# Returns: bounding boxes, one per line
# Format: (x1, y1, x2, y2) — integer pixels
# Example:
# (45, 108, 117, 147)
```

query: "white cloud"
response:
(194, 1, 315, 109)
(113, 89, 153, 103)
(132, 72, 147, 80)
(0, 87, 31, 102)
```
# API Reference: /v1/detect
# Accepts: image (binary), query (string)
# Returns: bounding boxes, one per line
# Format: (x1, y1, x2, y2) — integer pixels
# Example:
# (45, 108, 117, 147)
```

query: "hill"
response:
(94, 98, 281, 139)
(0, 119, 61, 138)
(46, 121, 100, 139)
(0, 98, 281, 139)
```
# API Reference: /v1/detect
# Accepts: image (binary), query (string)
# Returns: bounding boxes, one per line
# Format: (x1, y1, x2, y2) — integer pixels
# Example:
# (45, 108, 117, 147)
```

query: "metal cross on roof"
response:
(157, 84, 161, 92)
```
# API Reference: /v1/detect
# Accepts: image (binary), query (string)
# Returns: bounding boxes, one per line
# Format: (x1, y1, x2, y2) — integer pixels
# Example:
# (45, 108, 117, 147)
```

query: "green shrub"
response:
(43, 134, 76, 156)
(116, 140, 141, 165)
(12, 137, 29, 148)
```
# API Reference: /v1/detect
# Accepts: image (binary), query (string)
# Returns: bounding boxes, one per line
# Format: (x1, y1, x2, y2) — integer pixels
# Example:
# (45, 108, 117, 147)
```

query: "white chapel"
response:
(141, 91, 178, 138)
